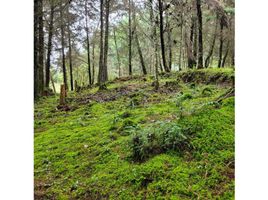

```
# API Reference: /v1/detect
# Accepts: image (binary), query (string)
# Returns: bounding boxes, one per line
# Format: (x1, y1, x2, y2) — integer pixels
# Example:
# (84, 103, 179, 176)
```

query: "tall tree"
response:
(103, 0, 110, 82)
(113, 28, 121, 77)
(60, 0, 68, 88)
(196, 0, 203, 69)
(98, 0, 106, 88)
(128, 0, 132, 76)
(133, 4, 147, 75)
(34, 0, 39, 99)
(85, 0, 92, 85)
(205, 17, 218, 68)
(67, 2, 74, 91)
(38, 0, 44, 95)
(218, 15, 224, 68)
(45, 1, 55, 89)
(158, 0, 170, 72)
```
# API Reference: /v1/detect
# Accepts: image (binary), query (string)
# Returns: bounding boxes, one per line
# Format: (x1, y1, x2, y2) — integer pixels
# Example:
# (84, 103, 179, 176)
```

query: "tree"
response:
(34, 0, 39, 99)
(85, 0, 92, 85)
(98, 0, 106, 88)
(60, 0, 68, 88)
(45, 0, 55, 89)
(158, 0, 170, 72)
(38, 0, 44, 94)
(196, 0, 203, 69)
(67, 2, 74, 91)
(128, 0, 133, 76)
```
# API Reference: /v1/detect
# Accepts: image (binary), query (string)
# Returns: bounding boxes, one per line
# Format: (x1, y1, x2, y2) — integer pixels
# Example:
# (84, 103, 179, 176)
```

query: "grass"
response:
(34, 68, 234, 199)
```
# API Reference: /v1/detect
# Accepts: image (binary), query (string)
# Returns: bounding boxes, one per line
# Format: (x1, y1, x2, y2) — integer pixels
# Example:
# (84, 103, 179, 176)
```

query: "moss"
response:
(35, 69, 234, 199)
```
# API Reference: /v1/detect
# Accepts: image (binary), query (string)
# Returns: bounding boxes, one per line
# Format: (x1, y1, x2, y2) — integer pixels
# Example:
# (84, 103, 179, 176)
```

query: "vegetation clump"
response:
(130, 122, 192, 162)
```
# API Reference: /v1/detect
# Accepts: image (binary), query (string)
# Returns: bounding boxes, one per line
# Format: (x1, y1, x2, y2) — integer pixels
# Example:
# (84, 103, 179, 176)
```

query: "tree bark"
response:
(45, 3, 54, 89)
(60, 0, 68, 88)
(221, 40, 230, 68)
(98, 0, 106, 88)
(113, 28, 121, 77)
(166, 14, 172, 71)
(218, 16, 224, 68)
(151, 0, 159, 90)
(205, 17, 218, 68)
(67, 3, 74, 91)
(103, 0, 110, 82)
(128, 0, 132, 76)
(133, 5, 147, 75)
(196, 0, 203, 69)
(158, 0, 169, 72)
(85, 0, 92, 86)
(34, 0, 39, 99)
(38, 0, 44, 95)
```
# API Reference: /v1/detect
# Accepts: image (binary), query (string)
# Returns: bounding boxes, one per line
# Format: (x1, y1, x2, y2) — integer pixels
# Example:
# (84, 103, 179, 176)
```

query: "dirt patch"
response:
(34, 179, 55, 200)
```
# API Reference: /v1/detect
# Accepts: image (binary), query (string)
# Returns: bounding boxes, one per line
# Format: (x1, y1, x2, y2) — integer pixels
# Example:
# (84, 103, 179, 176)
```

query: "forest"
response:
(34, 0, 235, 199)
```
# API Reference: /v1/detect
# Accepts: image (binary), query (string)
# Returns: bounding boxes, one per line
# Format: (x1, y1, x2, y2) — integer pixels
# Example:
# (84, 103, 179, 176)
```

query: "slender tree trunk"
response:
(98, 0, 106, 87)
(128, 0, 132, 76)
(113, 28, 121, 77)
(92, 39, 95, 84)
(67, 4, 74, 91)
(166, 14, 172, 71)
(45, 3, 54, 89)
(196, 0, 203, 69)
(34, 0, 39, 99)
(50, 73, 56, 94)
(221, 40, 230, 68)
(149, 0, 159, 90)
(38, 0, 44, 95)
(60, 0, 68, 88)
(85, 0, 92, 86)
(218, 16, 224, 68)
(187, 17, 196, 69)
(133, 6, 147, 75)
(103, 0, 110, 82)
(135, 33, 147, 75)
(205, 17, 218, 68)
(158, 0, 169, 72)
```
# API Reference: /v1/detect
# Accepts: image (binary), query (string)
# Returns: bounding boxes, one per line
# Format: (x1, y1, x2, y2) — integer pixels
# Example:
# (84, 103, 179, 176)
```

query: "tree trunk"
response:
(113, 28, 121, 77)
(50, 73, 56, 94)
(133, 5, 147, 75)
(34, 0, 39, 99)
(92, 39, 95, 84)
(60, 0, 68, 88)
(45, 3, 54, 89)
(187, 17, 196, 69)
(98, 0, 106, 88)
(85, 0, 92, 86)
(196, 0, 203, 69)
(166, 14, 172, 71)
(38, 0, 44, 95)
(152, 0, 159, 89)
(205, 17, 218, 68)
(218, 16, 224, 68)
(128, 0, 132, 76)
(67, 4, 74, 91)
(103, 0, 110, 82)
(158, 0, 169, 72)
(221, 40, 230, 68)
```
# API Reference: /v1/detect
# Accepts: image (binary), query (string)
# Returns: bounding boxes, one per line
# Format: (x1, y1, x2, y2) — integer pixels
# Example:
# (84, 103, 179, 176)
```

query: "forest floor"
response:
(34, 68, 235, 200)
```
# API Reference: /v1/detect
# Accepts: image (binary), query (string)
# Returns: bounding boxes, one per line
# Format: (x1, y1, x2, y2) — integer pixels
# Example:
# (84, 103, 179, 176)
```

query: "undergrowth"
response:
(34, 68, 234, 199)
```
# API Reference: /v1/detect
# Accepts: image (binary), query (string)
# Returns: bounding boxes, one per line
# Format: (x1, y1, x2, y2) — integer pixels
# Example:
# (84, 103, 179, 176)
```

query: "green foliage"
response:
(129, 122, 192, 162)
(34, 69, 234, 199)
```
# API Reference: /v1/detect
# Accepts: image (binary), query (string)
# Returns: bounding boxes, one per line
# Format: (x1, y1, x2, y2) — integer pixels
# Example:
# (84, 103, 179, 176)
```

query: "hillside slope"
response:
(34, 69, 235, 199)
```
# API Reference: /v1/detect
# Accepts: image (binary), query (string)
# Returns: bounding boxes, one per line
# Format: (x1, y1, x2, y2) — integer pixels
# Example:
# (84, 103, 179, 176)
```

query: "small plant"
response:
(129, 122, 192, 162)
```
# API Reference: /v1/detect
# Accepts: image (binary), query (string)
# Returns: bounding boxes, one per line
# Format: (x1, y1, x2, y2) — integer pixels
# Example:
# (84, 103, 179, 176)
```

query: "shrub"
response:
(129, 122, 192, 162)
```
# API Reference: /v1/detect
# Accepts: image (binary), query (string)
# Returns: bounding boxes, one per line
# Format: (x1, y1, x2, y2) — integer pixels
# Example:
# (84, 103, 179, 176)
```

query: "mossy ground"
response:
(34, 69, 235, 200)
